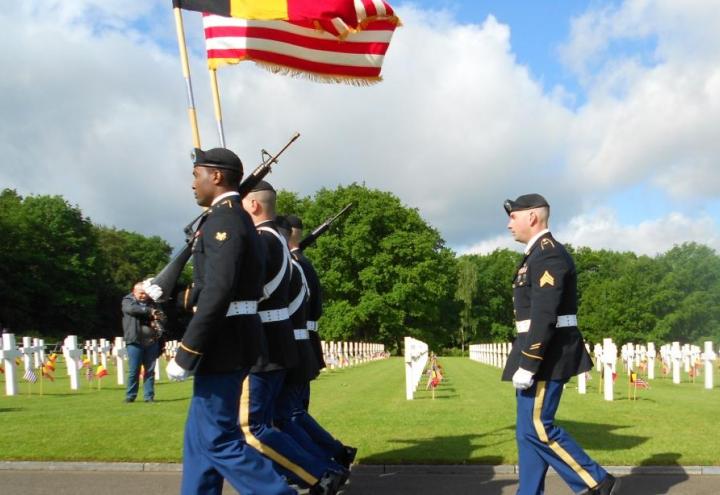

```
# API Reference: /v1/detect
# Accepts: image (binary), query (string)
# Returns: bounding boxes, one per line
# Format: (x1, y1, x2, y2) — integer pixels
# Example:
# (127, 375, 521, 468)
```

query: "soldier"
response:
(154, 148, 293, 495)
(502, 194, 619, 495)
(241, 182, 345, 495)
(285, 214, 357, 469)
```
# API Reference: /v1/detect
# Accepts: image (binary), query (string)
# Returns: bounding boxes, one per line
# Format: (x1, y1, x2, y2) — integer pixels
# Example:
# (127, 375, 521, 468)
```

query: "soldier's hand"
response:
(166, 358, 191, 382)
(142, 278, 164, 302)
(512, 367, 535, 390)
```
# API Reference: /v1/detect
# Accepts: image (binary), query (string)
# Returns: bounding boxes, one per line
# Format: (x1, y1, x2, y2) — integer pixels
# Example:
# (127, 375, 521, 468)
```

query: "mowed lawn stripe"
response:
(0, 357, 718, 465)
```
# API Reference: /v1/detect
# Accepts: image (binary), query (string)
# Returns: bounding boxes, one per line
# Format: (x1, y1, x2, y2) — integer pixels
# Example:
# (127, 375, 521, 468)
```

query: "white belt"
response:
(556, 314, 577, 327)
(306, 321, 318, 332)
(293, 329, 310, 340)
(258, 308, 290, 323)
(515, 315, 577, 334)
(226, 300, 258, 316)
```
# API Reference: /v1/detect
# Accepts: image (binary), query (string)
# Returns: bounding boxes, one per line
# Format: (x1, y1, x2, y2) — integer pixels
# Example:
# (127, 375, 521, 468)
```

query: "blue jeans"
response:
(126, 342, 158, 401)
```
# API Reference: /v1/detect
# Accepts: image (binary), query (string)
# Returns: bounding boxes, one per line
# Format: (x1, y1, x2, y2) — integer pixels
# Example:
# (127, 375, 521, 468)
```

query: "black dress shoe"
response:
(586, 474, 620, 495)
(309, 471, 343, 495)
(144, 398, 155, 403)
(124, 398, 135, 403)
(335, 445, 357, 469)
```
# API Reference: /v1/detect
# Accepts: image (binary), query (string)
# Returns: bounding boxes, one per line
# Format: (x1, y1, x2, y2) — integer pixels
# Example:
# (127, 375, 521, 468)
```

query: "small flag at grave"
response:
(42, 365, 55, 381)
(23, 368, 37, 384)
(96, 365, 108, 379)
(86, 366, 95, 381)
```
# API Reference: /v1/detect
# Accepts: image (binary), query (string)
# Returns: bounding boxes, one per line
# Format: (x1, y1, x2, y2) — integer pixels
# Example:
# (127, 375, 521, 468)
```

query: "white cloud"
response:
(2, 0, 720, 254)
(461, 209, 720, 257)
(561, 0, 720, 200)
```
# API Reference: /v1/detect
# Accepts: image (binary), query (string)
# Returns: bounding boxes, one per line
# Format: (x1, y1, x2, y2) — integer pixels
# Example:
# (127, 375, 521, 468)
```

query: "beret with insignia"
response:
(251, 180, 275, 193)
(285, 214, 303, 230)
(193, 147, 243, 175)
(503, 193, 550, 215)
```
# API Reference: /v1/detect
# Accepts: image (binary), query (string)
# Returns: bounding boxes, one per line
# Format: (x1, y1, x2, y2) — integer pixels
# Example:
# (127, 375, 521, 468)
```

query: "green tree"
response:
(0, 190, 100, 337)
(280, 184, 457, 353)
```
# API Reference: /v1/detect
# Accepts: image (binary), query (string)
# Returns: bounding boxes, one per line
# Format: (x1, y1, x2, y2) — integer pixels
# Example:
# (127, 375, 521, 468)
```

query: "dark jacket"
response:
(174, 194, 268, 375)
(285, 259, 320, 384)
(251, 220, 300, 373)
(292, 248, 326, 369)
(121, 294, 155, 346)
(502, 232, 593, 381)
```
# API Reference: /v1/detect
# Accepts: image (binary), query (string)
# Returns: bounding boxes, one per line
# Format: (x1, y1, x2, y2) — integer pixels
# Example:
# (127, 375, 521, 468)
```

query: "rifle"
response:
(298, 203, 353, 251)
(150, 133, 300, 300)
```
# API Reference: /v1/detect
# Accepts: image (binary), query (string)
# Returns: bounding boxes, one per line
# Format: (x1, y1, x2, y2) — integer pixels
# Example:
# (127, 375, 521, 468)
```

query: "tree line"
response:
(2, 186, 718, 352)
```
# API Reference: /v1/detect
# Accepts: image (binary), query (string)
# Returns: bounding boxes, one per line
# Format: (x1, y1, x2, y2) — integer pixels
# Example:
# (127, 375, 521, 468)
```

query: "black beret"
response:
(504, 194, 549, 215)
(251, 180, 275, 193)
(193, 147, 243, 174)
(285, 214, 303, 229)
(275, 215, 291, 232)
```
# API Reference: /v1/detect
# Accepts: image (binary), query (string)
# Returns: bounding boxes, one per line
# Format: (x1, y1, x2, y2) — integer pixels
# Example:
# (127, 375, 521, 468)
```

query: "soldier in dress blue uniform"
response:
(156, 148, 294, 495)
(502, 194, 619, 495)
(283, 214, 357, 470)
(241, 182, 345, 495)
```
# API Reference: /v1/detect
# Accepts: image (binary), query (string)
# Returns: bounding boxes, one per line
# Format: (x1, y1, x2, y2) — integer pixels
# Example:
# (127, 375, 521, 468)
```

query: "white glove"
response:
(512, 367, 535, 390)
(142, 278, 164, 302)
(166, 358, 191, 382)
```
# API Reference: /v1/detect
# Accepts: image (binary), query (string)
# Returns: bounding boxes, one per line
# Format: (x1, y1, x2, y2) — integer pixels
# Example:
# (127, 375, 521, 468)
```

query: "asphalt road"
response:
(0, 465, 718, 495)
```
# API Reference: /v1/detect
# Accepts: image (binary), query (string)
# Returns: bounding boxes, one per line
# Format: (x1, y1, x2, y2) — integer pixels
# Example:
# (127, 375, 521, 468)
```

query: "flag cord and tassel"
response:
(209, 68, 226, 147)
(173, 7, 202, 149)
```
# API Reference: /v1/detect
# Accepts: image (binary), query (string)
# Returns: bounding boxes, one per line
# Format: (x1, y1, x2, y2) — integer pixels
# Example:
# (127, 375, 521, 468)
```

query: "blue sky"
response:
(2, 1, 720, 255)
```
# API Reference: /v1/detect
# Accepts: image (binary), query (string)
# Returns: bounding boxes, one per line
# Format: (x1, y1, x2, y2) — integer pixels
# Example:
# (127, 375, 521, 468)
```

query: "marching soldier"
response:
(285, 214, 357, 469)
(155, 148, 293, 495)
(502, 194, 619, 495)
(241, 182, 345, 495)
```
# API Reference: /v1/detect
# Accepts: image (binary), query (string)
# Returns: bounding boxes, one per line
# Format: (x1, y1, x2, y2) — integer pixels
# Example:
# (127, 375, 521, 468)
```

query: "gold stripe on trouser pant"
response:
(532, 382, 599, 488)
(239, 375, 318, 485)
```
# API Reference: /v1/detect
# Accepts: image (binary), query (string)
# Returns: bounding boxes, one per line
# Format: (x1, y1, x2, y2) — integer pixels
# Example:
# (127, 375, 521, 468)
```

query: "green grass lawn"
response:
(1, 357, 719, 465)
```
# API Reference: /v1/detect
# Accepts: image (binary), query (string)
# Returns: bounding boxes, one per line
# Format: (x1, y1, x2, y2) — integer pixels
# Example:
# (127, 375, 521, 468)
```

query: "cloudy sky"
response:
(2, 0, 720, 256)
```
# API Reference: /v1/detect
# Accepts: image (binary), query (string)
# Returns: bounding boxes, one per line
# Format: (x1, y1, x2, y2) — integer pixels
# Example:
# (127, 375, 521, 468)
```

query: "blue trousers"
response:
(275, 382, 345, 461)
(181, 370, 294, 495)
(516, 380, 607, 495)
(240, 370, 335, 487)
(125, 342, 158, 401)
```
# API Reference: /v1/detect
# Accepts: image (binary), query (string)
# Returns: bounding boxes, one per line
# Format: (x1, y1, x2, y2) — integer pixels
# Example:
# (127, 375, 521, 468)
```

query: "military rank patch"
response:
(215, 231, 228, 242)
(539, 270, 555, 287)
(540, 238, 555, 250)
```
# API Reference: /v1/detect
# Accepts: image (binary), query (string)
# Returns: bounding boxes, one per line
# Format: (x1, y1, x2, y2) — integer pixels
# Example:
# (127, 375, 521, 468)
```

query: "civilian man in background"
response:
(121, 282, 162, 403)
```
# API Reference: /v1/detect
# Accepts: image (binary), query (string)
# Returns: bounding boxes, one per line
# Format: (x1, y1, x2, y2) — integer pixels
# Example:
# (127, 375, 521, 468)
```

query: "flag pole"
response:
(209, 68, 226, 147)
(173, 7, 202, 149)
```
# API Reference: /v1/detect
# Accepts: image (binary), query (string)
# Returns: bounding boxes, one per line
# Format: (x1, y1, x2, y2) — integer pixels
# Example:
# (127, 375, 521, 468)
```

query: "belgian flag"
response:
(172, 0, 397, 36)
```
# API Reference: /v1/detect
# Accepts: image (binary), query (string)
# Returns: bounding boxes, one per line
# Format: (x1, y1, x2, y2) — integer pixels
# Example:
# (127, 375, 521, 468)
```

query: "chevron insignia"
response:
(539, 270, 555, 287)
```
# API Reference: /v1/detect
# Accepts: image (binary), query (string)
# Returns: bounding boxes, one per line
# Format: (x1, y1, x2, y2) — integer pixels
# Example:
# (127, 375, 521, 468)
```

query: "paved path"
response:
(1, 464, 718, 494)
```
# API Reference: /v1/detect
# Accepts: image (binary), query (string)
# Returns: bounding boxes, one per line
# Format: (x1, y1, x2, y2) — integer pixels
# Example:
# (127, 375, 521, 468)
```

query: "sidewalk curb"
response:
(1, 462, 718, 475)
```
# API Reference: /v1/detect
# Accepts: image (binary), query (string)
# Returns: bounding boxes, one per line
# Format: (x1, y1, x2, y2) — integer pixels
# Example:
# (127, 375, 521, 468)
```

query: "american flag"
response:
(23, 368, 37, 384)
(202, 6, 398, 85)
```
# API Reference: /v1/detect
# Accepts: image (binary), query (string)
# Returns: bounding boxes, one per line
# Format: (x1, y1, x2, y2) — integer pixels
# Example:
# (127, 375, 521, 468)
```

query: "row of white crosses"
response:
(321, 341, 386, 370)
(404, 336, 428, 400)
(2, 334, 184, 395)
(468, 338, 718, 401)
(468, 343, 511, 368)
